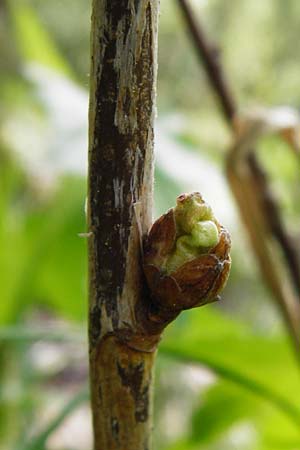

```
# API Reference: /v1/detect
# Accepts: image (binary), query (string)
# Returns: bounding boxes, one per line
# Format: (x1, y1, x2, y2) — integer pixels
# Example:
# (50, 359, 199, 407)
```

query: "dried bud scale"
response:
(143, 193, 231, 314)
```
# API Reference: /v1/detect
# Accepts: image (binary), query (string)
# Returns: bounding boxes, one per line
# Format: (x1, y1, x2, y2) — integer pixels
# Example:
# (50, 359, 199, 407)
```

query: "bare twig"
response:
(227, 114, 300, 350)
(247, 153, 300, 297)
(88, 2, 159, 449)
(177, 0, 236, 123)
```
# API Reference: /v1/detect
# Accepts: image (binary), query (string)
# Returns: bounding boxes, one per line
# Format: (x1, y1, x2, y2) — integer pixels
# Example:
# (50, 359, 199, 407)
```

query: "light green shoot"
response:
(165, 194, 219, 274)
(175, 194, 213, 234)
(190, 220, 219, 248)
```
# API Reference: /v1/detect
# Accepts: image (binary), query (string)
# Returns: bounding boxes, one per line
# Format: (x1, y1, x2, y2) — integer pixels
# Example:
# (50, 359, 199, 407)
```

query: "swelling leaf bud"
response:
(143, 192, 231, 312)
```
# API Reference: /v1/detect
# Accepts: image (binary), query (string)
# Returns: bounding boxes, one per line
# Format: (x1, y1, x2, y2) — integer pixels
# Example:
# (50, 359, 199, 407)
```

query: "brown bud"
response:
(143, 193, 231, 313)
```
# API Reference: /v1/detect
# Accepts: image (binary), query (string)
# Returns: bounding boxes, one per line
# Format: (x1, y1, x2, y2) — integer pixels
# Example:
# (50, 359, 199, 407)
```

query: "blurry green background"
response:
(1, 0, 300, 449)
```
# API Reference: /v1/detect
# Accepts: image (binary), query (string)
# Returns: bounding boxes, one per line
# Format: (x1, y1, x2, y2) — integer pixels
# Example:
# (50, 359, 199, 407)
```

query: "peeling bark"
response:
(90, 335, 155, 450)
(88, 1, 159, 449)
(88, 0, 159, 346)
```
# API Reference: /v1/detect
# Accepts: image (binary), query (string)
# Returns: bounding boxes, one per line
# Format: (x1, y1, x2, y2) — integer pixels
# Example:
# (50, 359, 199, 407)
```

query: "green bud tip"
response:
(165, 193, 219, 274)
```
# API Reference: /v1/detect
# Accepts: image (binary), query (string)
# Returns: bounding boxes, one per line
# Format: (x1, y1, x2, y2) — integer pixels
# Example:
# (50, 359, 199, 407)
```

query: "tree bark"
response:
(87, 1, 159, 449)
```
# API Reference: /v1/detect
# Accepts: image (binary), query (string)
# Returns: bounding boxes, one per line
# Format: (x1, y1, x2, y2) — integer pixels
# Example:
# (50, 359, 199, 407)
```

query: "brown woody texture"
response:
(87, 1, 159, 449)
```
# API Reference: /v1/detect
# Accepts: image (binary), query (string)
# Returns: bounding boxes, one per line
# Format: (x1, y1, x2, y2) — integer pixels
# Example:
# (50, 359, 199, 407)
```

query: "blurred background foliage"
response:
(0, 0, 300, 449)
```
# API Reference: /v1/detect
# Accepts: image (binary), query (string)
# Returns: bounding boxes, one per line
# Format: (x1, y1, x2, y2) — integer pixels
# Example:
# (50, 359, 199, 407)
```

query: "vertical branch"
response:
(247, 153, 300, 298)
(177, 0, 236, 123)
(87, 1, 159, 449)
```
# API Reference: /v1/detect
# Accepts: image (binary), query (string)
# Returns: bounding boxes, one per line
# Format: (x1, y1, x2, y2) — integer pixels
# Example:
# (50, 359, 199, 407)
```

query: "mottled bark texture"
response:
(87, 1, 159, 449)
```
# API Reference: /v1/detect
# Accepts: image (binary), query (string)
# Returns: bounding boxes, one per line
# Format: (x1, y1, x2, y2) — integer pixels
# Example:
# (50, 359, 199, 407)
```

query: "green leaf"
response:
(20, 387, 89, 450)
(159, 306, 300, 447)
(27, 176, 87, 321)
(0, 149, 30, 323)
(190, 382, 257, 444)
(0, 170, 87, 324)
(161, 306, 300, 397)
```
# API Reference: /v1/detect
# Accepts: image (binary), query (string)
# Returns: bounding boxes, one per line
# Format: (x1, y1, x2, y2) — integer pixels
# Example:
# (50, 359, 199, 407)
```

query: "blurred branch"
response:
(227, 111, 300, 349)
(177, 0, 300, 353)
(247, 152, 300, 297)
(177, 0, 236, 123)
